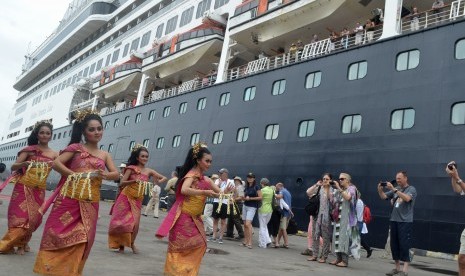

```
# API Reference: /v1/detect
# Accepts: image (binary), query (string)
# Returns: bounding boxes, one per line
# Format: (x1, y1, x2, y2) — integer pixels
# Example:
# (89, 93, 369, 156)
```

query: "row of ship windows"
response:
(22, 0, 229, 105)
(97, 103, 465, 153)
(2, 102, 465, 155)
(25, 38, 465, 116)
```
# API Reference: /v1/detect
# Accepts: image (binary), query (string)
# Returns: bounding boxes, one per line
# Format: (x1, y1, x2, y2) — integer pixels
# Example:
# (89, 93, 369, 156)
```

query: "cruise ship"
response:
(1, 0, 465, 254)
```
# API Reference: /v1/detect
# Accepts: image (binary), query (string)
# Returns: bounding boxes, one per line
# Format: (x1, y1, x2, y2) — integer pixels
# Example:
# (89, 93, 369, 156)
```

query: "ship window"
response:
(156, 24, 164, 38)
(89, 63, 96, 75)
(105, 54, 112, 66)
(197, 98, 207, 110)
(143, 139, 150, 148)
(96, 59, 103, 70)
(111, 49, 120, 63)
(305, 71, 322, 89)
(391, 108, 415, 130)
(172, 135, 181, 148)
(134, 113, 141, 124)
(243, 86, 256, 101)
(149, 110, 156, 120)
(124, 116, 130, 125)
(104, 121, 110, 129)
(237, 127, 249, 143)
(180, 7, 194, 27)
(83, 67, 89, 78)
(272, 79, 286, 95)
(265, 124, 279, 140)
(113, 119, 119, 128)
(163, 106, 171, 117)
(455, 39, 465, 59)
(214, 0, 229, 8)
(165, 16, 178, 35)
(341, 114, 362, 134)
(130, 37, 140, 52)
(100, 145, 104, 150)
(122, 44, 130, 57)
(196, 0, 212, 18)
(179, 102, 187, 114)
(219, 92, 230, 106)
(298, 120, 315, 137)
(58, 133, 61, 139)
(347, 61, 367, 80)
(212, 130, 224, 144)
(190, 133, 200, 145)
(451, 102, 465, 125)
(108, 144, 114, 153)
(129, 141, 135, 151)
(140, 31, 152, 47)
(156, 137, 165, 149)
(396, 50, 419, 71)
(53, 134, 56, 140)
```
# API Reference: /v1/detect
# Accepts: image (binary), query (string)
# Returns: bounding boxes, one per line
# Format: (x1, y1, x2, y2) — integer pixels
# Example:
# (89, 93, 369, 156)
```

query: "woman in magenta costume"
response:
(0, 121, 57, 255)
(156, 143, 228, 276)
(33, 111, 119, 276)
(108, 144, 167, 253)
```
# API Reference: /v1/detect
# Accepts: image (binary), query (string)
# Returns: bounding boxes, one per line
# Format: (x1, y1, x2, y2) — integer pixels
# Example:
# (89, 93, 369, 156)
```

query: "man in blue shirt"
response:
(275, 182, 292, 248)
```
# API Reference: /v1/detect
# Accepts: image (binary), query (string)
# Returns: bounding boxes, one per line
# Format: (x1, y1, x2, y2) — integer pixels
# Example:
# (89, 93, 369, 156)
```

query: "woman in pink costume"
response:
(0, 121, 57, 255)
(108, 144, 167, 253)
(33, 110, 119, 276)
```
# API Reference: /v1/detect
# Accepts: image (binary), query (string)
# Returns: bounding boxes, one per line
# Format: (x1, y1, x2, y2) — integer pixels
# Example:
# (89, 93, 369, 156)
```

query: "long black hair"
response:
(69, 113, 103, 145)
(127, 146, 148, 166)
(27, 121, 53, 146)
(175, 146, 211, 188)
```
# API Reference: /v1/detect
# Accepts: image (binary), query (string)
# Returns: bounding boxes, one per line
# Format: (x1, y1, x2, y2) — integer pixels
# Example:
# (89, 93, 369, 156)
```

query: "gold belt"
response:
(122, 180, 152, 200)
(18, 162, 52, 190)
(60, 172, 101, 202)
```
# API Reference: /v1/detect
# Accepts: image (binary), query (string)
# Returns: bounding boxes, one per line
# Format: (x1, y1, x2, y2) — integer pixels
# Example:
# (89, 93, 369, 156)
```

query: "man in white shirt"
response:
(144, 183, 161, 218)
(209, 168, 235, 244)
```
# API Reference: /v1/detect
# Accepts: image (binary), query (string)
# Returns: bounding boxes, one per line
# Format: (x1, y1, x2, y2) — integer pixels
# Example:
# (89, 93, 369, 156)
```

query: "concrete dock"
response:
(0, 185, 458, 275)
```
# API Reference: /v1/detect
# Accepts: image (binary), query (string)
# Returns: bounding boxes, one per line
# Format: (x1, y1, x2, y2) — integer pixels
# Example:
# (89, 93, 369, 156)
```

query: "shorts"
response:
(242, 205, 257, 221)
(279, 216, 289, 230)
(460, 228, 465, 254)
(212, 202, 228, 220)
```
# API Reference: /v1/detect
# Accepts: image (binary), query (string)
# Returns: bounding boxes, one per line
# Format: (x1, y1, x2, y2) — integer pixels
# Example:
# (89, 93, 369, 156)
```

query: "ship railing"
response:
(401, 3, 463, 34)
(100, 101, 133, 116)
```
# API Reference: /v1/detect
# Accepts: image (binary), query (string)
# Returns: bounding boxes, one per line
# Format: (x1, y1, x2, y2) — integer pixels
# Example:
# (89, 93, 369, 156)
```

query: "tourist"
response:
(225, 176, 244, 240)
(241, 173, 262, 249)
(156, 143, 225, 275)
(33, 110, 119, 275)
(410, 6, 420, 31)
(275, 182, 292, 248)
(144, 180, 162, 218)
(109, 144, 167, 253)
(258, 177, 273, 248)
(377, 171, 417, 276)
(210, 168, 235, 244)
(0, 121, 57, 255)
(164, 171, 178, 211)
(203, 174, 219, 235)
(356, 194, 373, 258)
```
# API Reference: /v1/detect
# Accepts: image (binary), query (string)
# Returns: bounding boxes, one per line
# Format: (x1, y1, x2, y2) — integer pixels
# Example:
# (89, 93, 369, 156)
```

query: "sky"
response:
(0, 1, 69, 137)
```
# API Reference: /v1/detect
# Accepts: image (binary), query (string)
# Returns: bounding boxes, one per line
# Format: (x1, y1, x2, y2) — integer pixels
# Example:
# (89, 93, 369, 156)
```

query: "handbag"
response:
(305, 186, 321, 216)
(271, 188, 282, 214)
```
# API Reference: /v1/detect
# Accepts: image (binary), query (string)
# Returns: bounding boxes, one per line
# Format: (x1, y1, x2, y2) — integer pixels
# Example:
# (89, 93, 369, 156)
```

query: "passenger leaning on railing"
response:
(409, 6, 420, 31)
(432, 0, 445, 24)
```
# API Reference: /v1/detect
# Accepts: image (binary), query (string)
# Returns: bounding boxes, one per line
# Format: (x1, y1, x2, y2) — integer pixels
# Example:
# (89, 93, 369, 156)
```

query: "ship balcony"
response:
(92, 62, 142, 101)
(142, 28, 224, 79)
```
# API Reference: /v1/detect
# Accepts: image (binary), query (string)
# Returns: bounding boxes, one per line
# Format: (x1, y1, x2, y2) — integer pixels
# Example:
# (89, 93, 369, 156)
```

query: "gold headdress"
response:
(131, 143, 146, 152)
(192, 142, 208, 159)
(74, 109, 101, 123)
(34, 119, 53, 130)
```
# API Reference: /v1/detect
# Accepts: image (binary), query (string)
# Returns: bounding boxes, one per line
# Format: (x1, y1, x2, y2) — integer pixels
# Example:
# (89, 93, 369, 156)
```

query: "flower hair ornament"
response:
(132, 143, 146, 152)
(74, 109, 101, 123)
(192, 142, 207, 159)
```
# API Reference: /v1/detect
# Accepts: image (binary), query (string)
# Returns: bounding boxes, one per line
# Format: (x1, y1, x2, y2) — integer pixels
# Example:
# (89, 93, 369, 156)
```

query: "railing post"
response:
(424, 11, 428, 28)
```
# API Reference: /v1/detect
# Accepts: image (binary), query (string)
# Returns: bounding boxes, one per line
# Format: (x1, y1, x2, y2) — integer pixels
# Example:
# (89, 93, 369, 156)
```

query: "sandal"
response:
(247, 244, 252, 249)
(307, 257, 318, 261)
(238, 243, 247, 247)
(318, 258, 326, 263)
(271, 244, 279, 248)
(329, 260, 338, 265)
(336, 262, 348, 267)
(281, 244, 289, 249)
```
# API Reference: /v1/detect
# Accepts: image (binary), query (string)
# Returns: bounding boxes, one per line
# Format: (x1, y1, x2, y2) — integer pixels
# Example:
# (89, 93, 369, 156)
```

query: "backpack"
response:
(305, 186, 321, 216)
(363, 204, 372, 224)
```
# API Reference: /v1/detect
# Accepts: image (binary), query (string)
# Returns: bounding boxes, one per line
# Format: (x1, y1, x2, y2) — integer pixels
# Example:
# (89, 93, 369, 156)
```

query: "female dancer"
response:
(157, 143, 230, 276)
(0, 121, 57, 255)
(33, 110, 119, 275)
(108, 144, 167, 253)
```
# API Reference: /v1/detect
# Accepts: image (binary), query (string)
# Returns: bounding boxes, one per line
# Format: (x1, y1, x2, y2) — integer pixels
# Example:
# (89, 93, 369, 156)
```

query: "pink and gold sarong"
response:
(0, 145, 53, 253)
(156, 171, 210, 276)
(33, 143, 104, 276)
(108, 165, 149, 249)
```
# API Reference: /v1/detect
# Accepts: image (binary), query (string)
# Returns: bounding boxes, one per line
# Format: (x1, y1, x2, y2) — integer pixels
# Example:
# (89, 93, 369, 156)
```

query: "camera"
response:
(380, 182, 388, 187)
(329, 180, 335, 186)
(448, 162, 457, 170)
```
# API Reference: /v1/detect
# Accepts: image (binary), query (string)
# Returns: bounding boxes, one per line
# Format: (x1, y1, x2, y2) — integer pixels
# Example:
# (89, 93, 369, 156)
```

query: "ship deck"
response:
(0, 185, 458, 276)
